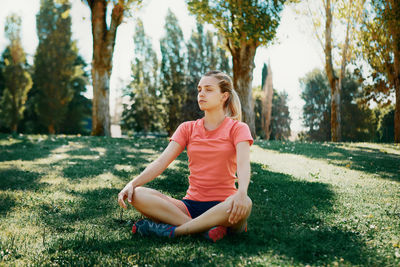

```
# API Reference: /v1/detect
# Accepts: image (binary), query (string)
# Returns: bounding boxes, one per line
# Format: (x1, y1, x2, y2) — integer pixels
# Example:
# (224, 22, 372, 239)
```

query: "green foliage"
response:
(376, 105, 395, 142)
(300, 69, 376, 142)
(183, 22, 232, 122)
(340, 76, 376, 142)
(355, 0, 399, 105)
(0, 14, 32, 133)
(33, 0, 76, 133)
(160, 9, 186, 135)
(0, 58, 5, 132)
(121, 18, 163, 134)
(186, 0, 286, 47)
(253, 86, 264, 138)
(59, 55, 91, 135)
(261, 63, 268, 90)
(300, 69, 331, 141)
(270, 90, 291, 140)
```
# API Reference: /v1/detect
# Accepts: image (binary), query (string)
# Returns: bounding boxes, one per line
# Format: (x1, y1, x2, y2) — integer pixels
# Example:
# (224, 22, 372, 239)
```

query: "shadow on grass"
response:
(61, 137, 165, 181)
(0, 134, 66, 162)
(38, 187, 120, 234)
(34, 161, 385, 266)
(0, 193, 16, 215)
(256, 141, 400, 182)
(0, 168, 43, 191)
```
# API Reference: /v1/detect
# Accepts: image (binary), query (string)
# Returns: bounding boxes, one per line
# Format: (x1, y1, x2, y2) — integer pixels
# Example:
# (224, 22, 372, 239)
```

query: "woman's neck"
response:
(203, 109, 226, 130)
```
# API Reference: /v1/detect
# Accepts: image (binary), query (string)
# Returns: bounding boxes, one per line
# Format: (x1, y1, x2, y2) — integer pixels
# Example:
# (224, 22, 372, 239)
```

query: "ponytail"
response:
(226, 88, 242, 121)
(204, 70, 242, 121)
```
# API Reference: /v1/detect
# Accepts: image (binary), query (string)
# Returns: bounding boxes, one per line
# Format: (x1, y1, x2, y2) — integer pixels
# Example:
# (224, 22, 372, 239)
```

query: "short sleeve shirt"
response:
(169, 116, 253, 201)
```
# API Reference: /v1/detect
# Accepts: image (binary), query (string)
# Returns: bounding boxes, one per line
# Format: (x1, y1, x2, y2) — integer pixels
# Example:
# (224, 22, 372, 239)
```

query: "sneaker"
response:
(132, 219, 176, 238)
(203, 226, 227, 242)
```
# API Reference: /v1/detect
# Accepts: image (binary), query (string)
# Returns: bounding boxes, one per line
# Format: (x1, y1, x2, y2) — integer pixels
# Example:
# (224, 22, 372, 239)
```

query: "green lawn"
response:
(0, 134, 399, 266)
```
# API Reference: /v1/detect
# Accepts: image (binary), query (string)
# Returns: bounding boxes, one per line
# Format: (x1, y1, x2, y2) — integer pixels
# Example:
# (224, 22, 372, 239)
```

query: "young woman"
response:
(117, 70, 253, 242)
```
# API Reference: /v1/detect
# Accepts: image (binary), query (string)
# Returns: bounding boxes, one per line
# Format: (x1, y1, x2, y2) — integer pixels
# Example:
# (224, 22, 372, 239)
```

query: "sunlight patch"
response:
(51, 145, 72, 154)
(39, 176, 66, 186)
(90, 147, 106, 156)
(251, 145, 377, 184)
(327, 151, 344, 157)
(0, 138, 22, 146)
(114, 164, 133, 172)
(71, 172, 122, 191)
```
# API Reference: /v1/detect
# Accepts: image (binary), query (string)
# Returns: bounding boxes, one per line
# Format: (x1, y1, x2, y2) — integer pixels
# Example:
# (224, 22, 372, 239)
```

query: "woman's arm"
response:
(236, 141, 251, 194)
(118, 141, 184, 209)
(226, 141, 252, 224)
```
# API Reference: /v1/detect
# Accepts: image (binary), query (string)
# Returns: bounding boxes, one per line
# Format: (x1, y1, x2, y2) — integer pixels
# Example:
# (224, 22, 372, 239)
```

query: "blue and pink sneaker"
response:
(203, 226, 227, 242)
(132, 219, 176, 238)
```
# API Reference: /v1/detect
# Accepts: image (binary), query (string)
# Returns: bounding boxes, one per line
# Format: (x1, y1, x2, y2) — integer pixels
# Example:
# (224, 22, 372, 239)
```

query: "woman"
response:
(118, 70, 253, 242)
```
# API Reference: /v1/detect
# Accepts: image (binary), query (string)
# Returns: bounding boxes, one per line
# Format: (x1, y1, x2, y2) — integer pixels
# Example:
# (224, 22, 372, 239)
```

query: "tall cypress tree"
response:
(59, 55, 92, 134)
(0, 14, 32, 133)
(160, 9, 186, 135)
(122, 18, 161, 134)
(33, 0, 76, 134)
(270, 90, 291, 140)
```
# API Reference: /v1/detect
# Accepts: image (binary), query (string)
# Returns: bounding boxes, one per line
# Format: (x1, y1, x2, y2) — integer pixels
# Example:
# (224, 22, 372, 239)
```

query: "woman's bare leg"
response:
(174, 196, 252, 236)
(128, 187, 191, 226)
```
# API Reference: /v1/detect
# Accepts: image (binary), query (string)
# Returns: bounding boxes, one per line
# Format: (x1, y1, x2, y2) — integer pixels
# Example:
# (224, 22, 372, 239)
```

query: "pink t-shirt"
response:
(169, 116, 253, 201)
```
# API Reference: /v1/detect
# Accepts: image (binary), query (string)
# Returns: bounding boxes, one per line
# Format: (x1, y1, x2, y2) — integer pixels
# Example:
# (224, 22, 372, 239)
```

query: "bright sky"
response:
(0, 0, 324, 133)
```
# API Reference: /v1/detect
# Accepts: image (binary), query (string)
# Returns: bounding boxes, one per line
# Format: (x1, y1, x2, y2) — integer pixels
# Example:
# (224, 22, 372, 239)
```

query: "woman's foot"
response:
(203, 226, 227, 242)
(132, 219, 176, 238)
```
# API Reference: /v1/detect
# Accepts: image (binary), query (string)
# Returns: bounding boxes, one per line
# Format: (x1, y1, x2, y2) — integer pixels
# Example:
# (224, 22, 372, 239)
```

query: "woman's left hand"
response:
(226, 190, 251, 224)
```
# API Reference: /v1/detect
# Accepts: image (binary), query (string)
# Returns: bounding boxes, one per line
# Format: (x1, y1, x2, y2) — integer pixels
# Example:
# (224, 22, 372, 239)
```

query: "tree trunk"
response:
(11, 123, 17, 133)
(231, 42, 257, 137)
(324, 0, 341, 142)
(388, 0, 400, 143)
(92, 66, 111, 136)
(89, 0, 123, 136)
(262, 63, 273, 140)
(392, 34, 400, 143)
(48, 124, 55, 134)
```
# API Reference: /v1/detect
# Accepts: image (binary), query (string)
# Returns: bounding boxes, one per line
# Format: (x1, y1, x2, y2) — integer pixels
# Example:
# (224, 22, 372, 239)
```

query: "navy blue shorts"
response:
(181, 199, 221, 219)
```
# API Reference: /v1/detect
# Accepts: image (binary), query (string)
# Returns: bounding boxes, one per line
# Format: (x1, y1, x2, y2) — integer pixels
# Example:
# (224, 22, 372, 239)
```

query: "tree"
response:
(0, 14, 32, 133)
(298, 0, 366, 141)
(59, 55, 92, 134)
(121, 18, 162, 134)
(270, 90, 291, 140)
(261, 62, 274, 140)
(300, 69, 331, 141)
(186, 0, 287, 137)
(356, 0, 400, 142)
(300, 68, 375, 141)
(377, 105, 395, 142)
(85, 0, 142, 136)
(160, 9, 186, 136)
(0, 53, 5, 132)
(33, 0, 76, 134)
(183, 22, 232, 122)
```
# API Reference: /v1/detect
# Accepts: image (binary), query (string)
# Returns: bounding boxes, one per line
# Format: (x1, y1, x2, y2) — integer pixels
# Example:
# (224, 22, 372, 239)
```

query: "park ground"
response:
(0, 134, 399, 266)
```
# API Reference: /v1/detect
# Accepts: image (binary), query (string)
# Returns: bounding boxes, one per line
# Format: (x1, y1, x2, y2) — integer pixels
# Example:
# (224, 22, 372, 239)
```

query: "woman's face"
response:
(197, 76, 228, 111)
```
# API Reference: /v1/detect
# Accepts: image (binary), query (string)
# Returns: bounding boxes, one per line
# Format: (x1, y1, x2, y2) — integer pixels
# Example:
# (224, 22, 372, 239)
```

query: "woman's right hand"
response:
(118, 181, 135, 209)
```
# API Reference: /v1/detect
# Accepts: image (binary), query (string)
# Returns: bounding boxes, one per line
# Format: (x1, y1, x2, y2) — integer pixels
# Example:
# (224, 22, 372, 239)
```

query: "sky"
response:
(0, 0, 324, 133)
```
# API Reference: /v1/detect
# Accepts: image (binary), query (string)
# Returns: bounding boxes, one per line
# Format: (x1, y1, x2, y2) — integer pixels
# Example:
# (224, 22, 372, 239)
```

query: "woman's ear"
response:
(223, 92, 229, 101)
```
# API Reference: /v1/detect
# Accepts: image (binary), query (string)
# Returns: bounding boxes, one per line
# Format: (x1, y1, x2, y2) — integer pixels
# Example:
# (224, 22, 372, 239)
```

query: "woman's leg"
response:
(129, 187, 191, 226)
(174, 196, 252, 236)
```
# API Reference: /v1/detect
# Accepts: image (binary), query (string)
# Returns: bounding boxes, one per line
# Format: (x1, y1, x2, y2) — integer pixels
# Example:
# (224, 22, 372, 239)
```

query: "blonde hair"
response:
(204, 70, 242, 121)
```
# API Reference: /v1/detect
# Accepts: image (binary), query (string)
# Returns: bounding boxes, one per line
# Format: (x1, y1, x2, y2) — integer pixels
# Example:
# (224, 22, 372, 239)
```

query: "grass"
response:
(0, 134, 399, 266)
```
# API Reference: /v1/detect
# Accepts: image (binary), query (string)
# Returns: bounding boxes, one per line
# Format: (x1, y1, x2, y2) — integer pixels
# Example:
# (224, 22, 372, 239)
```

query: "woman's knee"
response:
(129, 186, 152, 205)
